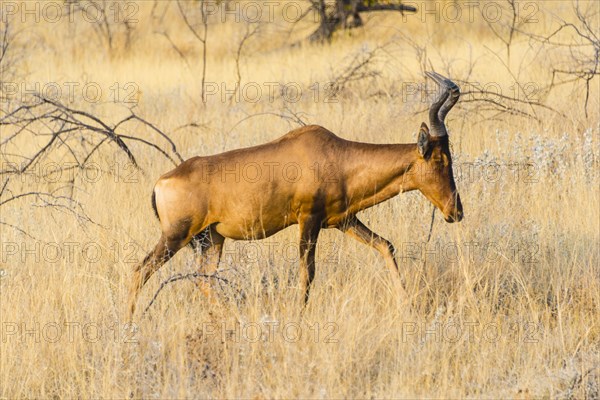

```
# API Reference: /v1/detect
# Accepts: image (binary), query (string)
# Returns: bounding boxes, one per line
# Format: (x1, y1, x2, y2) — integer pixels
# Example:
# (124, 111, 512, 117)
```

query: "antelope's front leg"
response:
(298, 215, 322, 304)
(340, 216, 407, 297)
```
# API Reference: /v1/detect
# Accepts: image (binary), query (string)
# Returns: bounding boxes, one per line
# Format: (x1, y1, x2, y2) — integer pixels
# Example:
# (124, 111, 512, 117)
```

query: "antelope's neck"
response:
(341, 142, 418, 212)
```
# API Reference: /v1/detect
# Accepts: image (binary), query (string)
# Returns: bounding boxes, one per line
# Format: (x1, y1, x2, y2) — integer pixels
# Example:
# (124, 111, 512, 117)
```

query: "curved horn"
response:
(425, 71, 461, 137)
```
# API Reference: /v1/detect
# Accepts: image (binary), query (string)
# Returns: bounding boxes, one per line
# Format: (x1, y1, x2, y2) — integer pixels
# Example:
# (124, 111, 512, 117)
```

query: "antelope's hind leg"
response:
(189, 225, 225, 302)
(127, 226, 192, 322)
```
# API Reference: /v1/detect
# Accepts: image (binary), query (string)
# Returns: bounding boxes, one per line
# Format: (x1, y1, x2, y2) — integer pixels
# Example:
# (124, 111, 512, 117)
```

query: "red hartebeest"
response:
(127, 72, 463, 320)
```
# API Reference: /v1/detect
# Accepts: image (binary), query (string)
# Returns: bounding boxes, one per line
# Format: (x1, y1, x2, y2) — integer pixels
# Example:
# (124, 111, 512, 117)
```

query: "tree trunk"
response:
(309, 0, 416, 42)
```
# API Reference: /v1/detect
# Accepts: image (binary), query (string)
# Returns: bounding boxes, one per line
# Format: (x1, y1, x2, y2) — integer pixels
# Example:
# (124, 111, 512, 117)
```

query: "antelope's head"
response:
(412, 72, 463, 223)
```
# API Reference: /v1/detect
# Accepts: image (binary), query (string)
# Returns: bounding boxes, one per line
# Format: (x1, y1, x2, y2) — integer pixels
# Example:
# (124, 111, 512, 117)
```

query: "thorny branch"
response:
(1, 96, 183, 172)
(0, 96, 184, 237)
(177, 0, 209, 104)
(65, 0, 136, 53)
(231, 23, 261, 104)
(521, 1, 599, 118)
(330, 44, 385, 94)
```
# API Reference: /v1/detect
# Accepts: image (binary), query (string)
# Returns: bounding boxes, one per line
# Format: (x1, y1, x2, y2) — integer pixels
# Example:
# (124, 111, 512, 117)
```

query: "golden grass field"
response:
(1, 0, 599, 398)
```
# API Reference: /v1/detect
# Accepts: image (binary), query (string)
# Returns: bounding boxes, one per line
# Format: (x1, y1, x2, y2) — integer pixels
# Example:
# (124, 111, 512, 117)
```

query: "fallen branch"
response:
(142, 272, 231, 318)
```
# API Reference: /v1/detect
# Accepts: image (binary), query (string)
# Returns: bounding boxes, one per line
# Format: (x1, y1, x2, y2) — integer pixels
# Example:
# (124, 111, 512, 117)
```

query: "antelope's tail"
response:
(150, 189, 159, 220)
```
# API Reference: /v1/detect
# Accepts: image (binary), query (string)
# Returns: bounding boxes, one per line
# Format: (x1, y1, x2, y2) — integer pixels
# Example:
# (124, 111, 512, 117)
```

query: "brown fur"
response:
(127, 123, 463, 320)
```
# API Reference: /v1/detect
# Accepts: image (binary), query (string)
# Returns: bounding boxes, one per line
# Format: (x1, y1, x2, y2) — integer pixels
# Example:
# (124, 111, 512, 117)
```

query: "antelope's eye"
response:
(441, 154, 450, 167)
(431, 156, 444, 165)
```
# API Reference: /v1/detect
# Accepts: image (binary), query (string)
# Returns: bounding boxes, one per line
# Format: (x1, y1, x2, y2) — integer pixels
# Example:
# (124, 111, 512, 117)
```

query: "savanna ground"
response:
(0, 0, 599, 398)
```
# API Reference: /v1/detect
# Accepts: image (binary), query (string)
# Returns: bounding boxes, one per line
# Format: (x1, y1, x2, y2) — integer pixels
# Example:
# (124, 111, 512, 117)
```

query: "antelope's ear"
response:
(417, 122, 431, 159)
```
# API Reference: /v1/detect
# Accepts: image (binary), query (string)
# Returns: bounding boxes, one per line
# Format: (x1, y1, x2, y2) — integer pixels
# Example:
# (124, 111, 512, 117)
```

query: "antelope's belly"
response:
(213, 217, 296, 240)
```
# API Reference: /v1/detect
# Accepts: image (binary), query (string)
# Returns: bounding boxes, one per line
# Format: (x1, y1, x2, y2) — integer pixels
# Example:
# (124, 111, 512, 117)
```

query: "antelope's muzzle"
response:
(444, 193, 463, 223)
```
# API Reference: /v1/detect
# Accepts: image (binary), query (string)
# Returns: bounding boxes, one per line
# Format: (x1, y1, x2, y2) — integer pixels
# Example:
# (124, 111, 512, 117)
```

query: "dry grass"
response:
(1, 1, 599, 398)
